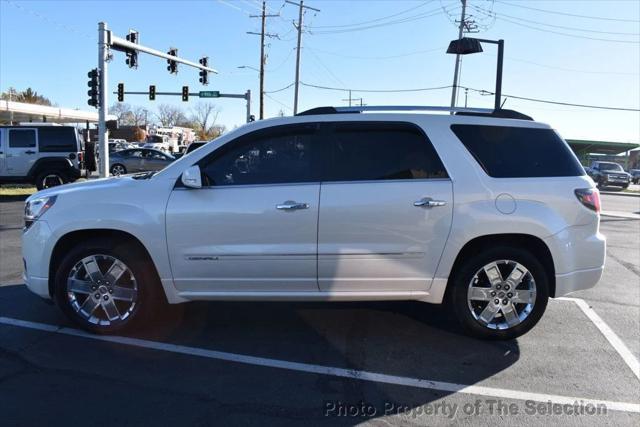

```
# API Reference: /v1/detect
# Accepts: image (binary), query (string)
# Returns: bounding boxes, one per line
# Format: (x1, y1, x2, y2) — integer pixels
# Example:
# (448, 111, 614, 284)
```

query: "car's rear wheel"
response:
(35, 170, 67, 190)
(449, 246, 549, 340)
(110, 164, 127, 176)
(54, 238, 161, 334)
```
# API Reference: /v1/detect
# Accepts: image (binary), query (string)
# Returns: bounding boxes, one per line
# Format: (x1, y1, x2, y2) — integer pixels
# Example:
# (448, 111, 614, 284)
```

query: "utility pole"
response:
(97, 22, 109, 177)
(450, 0, 467, 112)
(249, 2, 279, 120)
(286, 0, 320, 114)
(342, 91, 364, 107)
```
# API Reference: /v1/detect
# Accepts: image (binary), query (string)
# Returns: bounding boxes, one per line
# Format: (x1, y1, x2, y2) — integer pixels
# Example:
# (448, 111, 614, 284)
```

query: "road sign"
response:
(199, 91, 220, 98)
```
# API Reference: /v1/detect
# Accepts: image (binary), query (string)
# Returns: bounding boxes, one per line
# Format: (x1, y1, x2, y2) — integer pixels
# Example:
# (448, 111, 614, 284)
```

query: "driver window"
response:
(201, 127, 317, 186)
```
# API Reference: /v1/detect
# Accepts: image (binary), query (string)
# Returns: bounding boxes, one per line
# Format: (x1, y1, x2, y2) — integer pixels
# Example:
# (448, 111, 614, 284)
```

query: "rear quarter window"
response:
(451, 124, 584, 178)
(38, 127, 78, 152)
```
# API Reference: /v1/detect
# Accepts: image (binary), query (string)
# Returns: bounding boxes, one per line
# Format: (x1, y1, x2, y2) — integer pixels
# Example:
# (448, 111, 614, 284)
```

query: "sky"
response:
(0, 0, 639, 142)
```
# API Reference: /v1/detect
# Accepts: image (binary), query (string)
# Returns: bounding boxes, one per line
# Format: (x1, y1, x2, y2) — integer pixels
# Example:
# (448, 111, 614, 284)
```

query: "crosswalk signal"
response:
(117, 83, 124, 102)
(125, 30, 139, 69)
(199, 57, 209, 85)
(87, 68, 100, 108)
(149, 85, 156, 101)
(182, 86, 189, 102)
(167, 48, 178, 74)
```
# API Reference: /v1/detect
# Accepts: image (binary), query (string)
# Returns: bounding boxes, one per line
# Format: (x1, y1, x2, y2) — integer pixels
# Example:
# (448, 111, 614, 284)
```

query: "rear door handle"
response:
(414, 197, 447, 208)
(276, 201, 309, 210)
(25, 150, 36, 154)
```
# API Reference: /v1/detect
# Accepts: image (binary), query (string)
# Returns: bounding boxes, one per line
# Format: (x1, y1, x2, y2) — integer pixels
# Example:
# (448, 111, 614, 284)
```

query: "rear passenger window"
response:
(326, 122, 448, 182)
(451, 125, 584, 178)
(9, 129, 36, 148)
(38, 127, 77, 152)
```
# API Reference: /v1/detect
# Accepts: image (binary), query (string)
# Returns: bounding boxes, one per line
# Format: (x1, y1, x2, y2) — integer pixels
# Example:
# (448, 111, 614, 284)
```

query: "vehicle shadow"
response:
(0, 286, 519, 424)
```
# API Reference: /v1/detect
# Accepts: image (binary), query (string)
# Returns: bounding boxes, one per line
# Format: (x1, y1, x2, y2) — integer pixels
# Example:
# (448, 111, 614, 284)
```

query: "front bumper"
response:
(22, 220, 54, 300)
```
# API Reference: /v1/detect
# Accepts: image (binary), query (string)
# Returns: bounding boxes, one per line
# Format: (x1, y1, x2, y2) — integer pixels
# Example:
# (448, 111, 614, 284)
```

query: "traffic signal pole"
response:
(94, 21, 218, 178)
(98, 22, 109, 178)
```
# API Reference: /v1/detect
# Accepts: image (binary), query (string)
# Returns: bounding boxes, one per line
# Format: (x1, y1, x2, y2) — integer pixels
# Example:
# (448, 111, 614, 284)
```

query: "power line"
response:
(298, 81, 640, 112)
(471, 6, 640, 44)
(265, 82, 296, 94)
(305, 46, 445, 60)
(301, 81, 453, 93)
(308, 6, 455, 34)
(464, 87, 640, 112)
(495, 0, 640, 24)
(471, 5, 639, 36)
(310, 0, 435, 29)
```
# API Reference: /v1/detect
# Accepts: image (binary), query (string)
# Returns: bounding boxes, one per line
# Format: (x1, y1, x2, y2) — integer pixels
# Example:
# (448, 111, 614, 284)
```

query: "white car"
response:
(22, 106, 606, 339)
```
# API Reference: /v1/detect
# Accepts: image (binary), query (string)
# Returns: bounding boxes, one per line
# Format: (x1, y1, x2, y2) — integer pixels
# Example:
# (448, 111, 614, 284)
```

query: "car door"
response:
(5, 128, 37, 176)
(165, 123, 322, 293)
(124, 149, 144, 172)
(145, 150, 172, 171)
(317, 121, 453, 292)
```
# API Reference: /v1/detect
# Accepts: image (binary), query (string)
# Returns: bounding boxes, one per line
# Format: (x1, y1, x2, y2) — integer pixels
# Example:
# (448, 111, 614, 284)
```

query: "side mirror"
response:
(181, 165, 202, 189)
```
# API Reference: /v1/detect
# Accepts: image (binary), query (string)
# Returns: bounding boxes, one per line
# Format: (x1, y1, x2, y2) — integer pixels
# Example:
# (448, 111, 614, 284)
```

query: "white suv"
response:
(21, 106, 606, 339)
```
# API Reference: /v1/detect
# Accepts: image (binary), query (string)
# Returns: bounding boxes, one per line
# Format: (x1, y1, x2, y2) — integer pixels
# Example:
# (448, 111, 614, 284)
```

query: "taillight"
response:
(78, 152, 83, 162)
(575, 188, 600, 213)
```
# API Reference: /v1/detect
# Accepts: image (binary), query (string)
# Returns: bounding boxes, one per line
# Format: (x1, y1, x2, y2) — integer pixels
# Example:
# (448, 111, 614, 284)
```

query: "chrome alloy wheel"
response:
(467, 260, 537, 330)
(66, 255, 138, 326)
(111, 164, 126, 176)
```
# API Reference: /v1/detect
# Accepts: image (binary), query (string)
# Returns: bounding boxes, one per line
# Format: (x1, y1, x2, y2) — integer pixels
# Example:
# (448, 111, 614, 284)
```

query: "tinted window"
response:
(38, 127, 77, 152)
(200, 126, 318, 186)
(451, 125, 584, 178)
(325, 122, 448, 182)
(9, 129, 36, 148)
(598, 163, 623, 171)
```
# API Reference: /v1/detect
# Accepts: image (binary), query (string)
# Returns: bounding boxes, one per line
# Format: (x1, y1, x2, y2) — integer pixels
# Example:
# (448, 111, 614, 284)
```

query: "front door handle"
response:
(414, 197, 447, 208)
(25, 150, 36, 155)
(276, 201, 309, 210)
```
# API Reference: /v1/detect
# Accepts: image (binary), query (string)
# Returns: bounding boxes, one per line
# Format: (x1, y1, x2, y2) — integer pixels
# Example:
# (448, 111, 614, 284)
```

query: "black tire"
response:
(35, 170, 67, 190)
(110, 164, 127, 176)
(448, 246, 549, 340)
(53, 237, 162, 334)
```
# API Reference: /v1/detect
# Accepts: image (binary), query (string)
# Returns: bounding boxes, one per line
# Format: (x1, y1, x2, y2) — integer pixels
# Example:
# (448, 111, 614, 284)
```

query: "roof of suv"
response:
(296, 106, 534, 121)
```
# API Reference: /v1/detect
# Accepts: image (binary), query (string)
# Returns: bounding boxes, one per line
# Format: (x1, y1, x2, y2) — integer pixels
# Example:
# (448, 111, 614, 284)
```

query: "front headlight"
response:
(24, 196, 57, 229)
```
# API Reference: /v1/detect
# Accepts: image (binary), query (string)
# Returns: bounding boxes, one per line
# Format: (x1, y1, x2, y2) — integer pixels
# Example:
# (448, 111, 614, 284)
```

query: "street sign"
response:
(199, 91, 220, 98)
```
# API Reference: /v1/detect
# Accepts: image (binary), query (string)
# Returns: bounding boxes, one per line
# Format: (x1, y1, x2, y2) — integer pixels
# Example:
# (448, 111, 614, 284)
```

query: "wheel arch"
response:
(446, 233, 556, 298)
(48, 229, 162, 298)
(28, 157, 74, 179)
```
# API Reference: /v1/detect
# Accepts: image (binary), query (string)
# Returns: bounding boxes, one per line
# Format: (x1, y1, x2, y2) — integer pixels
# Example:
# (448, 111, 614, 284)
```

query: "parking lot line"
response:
(1, 315, 638, 414)
(557, 297, 640, 381)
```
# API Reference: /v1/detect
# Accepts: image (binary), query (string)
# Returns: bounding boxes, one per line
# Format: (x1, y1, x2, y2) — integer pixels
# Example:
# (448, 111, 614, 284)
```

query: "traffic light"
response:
(199, 57, 209, 85)
(125, 30, 139, 69)
(117, 83, 124, 102)
(167, 48, 178, 74)
(182, 86, 189, 102)
(87, 68, 100, 108)
(149, 85, 156, 101)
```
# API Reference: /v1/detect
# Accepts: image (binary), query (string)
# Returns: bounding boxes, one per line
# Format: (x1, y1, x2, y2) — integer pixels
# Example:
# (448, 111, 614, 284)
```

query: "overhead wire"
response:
(494, 0, 640, 24)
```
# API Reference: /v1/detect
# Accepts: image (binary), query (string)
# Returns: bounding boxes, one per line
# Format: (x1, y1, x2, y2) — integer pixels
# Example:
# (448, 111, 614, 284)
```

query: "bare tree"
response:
(131, 106, 150, 127)
(190, 102, 220, 135)
(156, 104, 186, 127)
(108, 103, 132, 125)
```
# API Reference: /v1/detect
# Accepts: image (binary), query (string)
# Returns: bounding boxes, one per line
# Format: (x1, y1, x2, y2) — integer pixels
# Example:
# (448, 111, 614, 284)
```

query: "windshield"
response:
(599, 163, 623, 171)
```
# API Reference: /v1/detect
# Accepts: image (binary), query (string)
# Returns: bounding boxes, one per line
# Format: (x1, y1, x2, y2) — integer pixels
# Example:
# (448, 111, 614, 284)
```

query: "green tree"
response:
(1, 87, 53, 106)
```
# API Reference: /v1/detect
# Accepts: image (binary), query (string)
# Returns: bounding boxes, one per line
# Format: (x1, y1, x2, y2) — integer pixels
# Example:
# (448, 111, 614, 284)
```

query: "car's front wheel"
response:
(449, 246, 549, 340)
(53, 238, 161, 334)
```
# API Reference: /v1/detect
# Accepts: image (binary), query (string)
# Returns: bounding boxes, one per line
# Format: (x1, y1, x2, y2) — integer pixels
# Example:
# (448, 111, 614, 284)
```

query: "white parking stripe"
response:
(1, 316, 638, 414)
(557, 297, 640, 381)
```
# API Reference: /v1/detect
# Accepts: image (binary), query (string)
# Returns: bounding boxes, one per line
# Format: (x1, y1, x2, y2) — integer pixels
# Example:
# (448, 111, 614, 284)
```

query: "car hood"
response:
(26, 176, 130, 202)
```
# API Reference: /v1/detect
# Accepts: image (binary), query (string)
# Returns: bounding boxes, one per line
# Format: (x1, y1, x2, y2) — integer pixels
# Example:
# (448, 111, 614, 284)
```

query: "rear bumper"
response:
(554, 266, 604, 297)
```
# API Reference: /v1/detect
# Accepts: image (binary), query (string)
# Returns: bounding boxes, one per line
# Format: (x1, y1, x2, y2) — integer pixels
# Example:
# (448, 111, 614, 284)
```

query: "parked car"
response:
(587, 161, 631, 189)
(629, 169, 640, 184)
(0, 124, 85, 190)
(109, 148, 175, 176)
(22, 106, 605, 340)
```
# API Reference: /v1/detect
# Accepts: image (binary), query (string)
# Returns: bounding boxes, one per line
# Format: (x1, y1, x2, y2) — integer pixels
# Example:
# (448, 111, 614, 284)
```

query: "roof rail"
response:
(296, 105, 533, 120)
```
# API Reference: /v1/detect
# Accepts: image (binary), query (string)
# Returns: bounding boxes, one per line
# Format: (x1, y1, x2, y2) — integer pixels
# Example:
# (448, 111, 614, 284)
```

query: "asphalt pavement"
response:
(0, 193, 638, 426)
